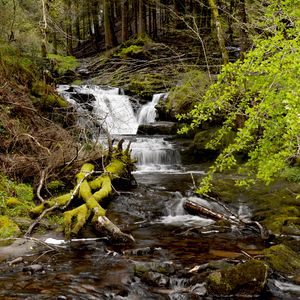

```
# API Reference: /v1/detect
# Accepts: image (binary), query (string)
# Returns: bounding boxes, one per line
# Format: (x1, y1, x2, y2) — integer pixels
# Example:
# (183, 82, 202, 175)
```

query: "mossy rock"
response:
(263, 244, 300, 275)
(207, 260, 268, 296)
(127, 73, 168, 98)
(166, 70, 212, 116)
(31, 81, 68, 109)
(0, 216, 21, 238)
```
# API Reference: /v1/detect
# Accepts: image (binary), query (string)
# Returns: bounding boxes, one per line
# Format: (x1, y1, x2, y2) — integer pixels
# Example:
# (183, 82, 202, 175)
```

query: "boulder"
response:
(207, 259, 268, 296)
(137, 122, 177, 135)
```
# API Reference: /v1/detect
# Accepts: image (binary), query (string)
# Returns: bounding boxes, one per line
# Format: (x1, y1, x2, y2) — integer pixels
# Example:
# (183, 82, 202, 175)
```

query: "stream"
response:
(0, 86, 299, 299)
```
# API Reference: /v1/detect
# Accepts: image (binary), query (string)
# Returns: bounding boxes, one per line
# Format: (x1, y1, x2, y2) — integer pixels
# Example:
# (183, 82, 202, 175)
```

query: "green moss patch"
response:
(207, 260, 268, 296)
(0, 216, 21, 238)
(263, 244, 300, 275)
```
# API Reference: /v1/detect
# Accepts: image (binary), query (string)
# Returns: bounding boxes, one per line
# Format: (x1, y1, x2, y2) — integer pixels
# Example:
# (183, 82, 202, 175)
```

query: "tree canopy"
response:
(178, 0, 300, 193)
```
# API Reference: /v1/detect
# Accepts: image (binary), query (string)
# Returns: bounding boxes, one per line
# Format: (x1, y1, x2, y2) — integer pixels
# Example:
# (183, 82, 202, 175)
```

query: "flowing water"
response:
(0, 86, 298, 299)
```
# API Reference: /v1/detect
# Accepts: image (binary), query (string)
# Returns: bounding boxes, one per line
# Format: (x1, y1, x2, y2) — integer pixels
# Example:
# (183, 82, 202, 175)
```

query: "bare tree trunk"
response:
(208, 0, 229, 64)
(92, 0, 101, 50)
(104, 0, 114, 49)
(65, 0, 73, 55)
(237, 0, 250, 57)
(75, 0, 81, 46)
(121, 0, 129, 42)
(152, 3, 157, 38)
(41, 0, 48, 57)
(137, 0, 146, 37)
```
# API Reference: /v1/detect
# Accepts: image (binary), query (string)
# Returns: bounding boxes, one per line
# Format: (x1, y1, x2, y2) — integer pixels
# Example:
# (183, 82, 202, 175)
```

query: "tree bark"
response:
(207, 0, 229, 64)
(137, 0, 146, 37)
(121, 0, 129, 42)
(104, 0, 117, 49)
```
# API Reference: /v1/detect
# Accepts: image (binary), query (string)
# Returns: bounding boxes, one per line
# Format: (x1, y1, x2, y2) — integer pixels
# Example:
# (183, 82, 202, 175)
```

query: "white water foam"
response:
(58, 85, 139, 135)
(158, 195, 215, 227)
(138, 93, 167, 124)
(131, 137, 181, 172)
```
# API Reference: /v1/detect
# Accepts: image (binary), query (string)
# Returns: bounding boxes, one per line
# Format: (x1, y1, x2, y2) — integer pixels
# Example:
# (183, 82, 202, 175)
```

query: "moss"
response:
(167, 69, 212, 116)
(31, 81, 68, 109)
(14, 183, 34, 202)
(64, 204, 90, 239)
(46, 180, 66, 194)
(207, 260, 268, 296)
(117, 45, 144, 58)
(127, 73, 168, 98)
(0, 216, 21, 238)
(47, 53, 79, 75)
(6, 197, 22, 207)
(263, 244, 300, 274)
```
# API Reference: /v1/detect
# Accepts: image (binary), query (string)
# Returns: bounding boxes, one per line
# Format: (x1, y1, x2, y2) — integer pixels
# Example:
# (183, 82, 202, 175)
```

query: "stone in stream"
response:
(206, 259, 268, 296)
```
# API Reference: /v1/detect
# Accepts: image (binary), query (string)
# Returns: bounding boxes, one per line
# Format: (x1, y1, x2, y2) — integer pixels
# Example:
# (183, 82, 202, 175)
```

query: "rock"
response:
(142, 271, 169, 287)
(206, 259, 268, 296)
(263, 244, 300, 275)
(134, 261, 176, 277)
(23, 264, 44, 274)
(137, 122, 177, 135)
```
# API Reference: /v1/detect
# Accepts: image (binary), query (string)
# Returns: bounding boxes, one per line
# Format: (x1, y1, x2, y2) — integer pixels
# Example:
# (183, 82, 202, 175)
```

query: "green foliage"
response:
(47, 53, 78, 75)
(281, 167, 300, 182)
(0, 0, 41, 55)
(179, 2, 300, 194)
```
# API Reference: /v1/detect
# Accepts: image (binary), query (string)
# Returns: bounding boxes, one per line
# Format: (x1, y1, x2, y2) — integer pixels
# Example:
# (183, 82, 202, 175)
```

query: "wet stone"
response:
(23, 264, 44, 274)
(142, 271, 169, 287)
(207, 259, 268, 296)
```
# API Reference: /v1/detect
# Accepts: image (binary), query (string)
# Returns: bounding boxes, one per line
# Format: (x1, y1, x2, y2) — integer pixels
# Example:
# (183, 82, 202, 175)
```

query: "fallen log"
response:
(29, 146, 135, 243)
(183, 199, 269, 240)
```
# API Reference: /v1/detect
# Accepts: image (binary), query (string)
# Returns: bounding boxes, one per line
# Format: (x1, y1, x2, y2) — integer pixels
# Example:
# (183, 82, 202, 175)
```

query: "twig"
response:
(190, 172, 197, 189)
(37, 169, 46, 203)
(241, 250, 253, 259)
(24, 205, 59, 237)
(0, 237, 58, 251)
(21, 133, 51, 155)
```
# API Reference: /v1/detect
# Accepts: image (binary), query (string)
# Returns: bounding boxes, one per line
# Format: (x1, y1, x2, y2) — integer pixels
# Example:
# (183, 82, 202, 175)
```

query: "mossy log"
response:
(30, 148, 135, 243)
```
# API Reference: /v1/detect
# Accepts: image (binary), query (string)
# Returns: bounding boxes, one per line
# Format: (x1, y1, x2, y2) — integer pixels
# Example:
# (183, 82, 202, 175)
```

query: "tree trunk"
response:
(137, 0, 146, 37)
(104, 0, 117, 49)
(41, 0, 48, 57)
(208, 0, 229, 64)
(237, 0, 250, 57)
(75, 0, 81, 45)
(121, 0, 129, 42)
(92, 0, 101, 50)
(65, 0, 73, 55)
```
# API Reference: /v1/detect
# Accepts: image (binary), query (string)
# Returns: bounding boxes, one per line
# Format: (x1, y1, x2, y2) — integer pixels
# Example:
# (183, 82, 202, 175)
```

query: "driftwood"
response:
(29, 145, 135, 243)
(183, 199, 269, 240)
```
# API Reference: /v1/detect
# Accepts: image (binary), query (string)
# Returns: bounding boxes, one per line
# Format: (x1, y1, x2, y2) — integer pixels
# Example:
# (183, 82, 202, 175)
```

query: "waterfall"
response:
(57, 85, 139, 135)
(58, 85, 181, 172)
(137, 93, 167, 124)
(131, 137, 181, 172)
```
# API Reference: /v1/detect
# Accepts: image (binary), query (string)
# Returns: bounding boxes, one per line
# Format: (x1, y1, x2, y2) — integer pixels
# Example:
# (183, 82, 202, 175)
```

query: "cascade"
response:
(57, 85, 181, 171)
(131, 137, 181, 172)
(137, 93, 167, 124)
(57, 85, 139, 135)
